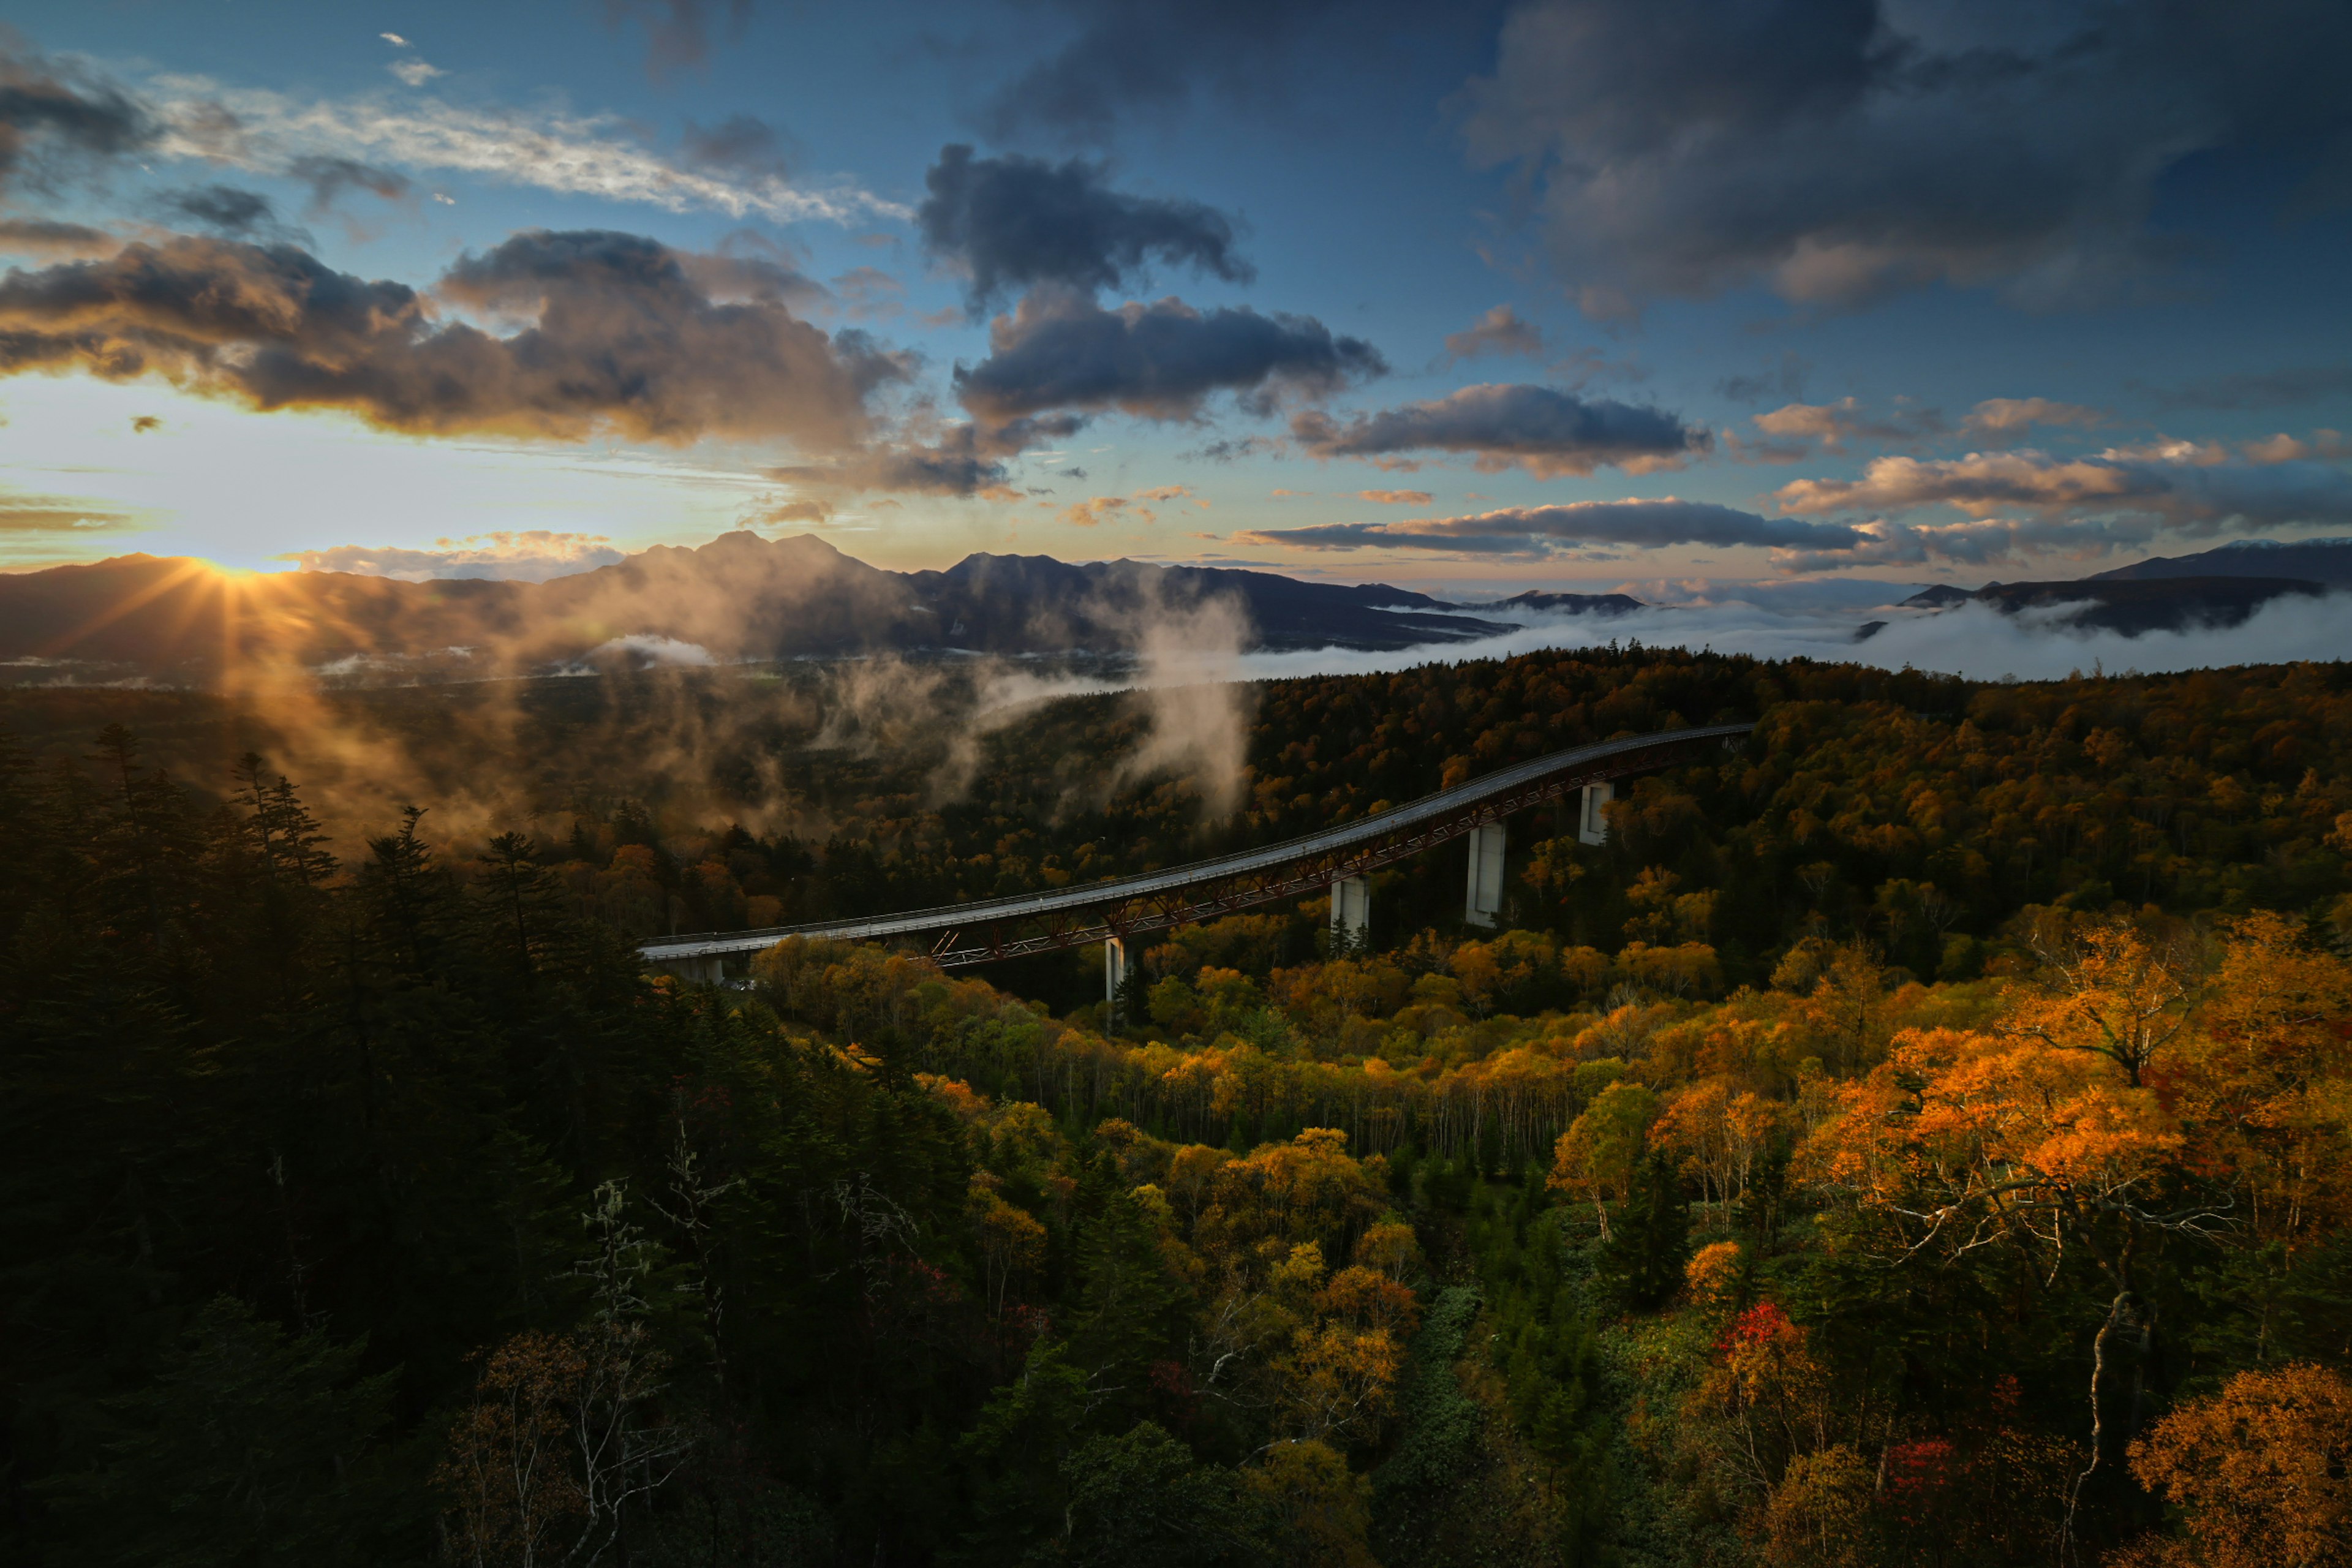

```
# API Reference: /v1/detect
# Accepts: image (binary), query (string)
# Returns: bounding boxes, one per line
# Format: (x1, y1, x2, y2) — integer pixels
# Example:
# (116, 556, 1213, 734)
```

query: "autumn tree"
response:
(1550, 1081, 1658, 1240)
(1803, 1022, 2230, 1550)
(2122, 1362, 2352, 1568)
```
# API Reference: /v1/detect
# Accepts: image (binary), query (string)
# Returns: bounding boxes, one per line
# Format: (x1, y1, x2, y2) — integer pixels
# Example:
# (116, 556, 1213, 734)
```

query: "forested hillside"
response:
(2, 647, 2348, 1566)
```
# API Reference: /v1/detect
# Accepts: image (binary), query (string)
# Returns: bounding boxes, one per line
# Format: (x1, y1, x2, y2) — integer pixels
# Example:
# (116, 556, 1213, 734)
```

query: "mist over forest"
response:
(6, 639, 2349, 1566)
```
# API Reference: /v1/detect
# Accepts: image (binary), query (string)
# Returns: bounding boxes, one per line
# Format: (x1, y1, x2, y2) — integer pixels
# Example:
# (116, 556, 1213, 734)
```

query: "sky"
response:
(2, 0, 2350, 597)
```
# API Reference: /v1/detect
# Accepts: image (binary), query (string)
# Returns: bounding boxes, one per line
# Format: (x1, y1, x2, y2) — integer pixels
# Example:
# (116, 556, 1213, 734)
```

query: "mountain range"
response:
(9, 530, 2343, 687)
(1888, 538, 2351, 635)
(0, 532, 1526, 685)
(2090, 537, 2352, 584)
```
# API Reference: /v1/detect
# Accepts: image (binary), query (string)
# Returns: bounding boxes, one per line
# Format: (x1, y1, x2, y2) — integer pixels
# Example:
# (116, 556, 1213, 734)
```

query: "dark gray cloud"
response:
(600, 0, 753, 76)
(0, 44, 155, 195)
(954, 288, 1384, 423)
(0, 228, 906, 447)
(0, 216, 115, 257)
(1717, 351, 1810, 404)
(918, 144, 1249, 309)
(772, 413, 1088, 497)
(1461, 0, 2352, 313)
(976, 0, 1502, 145)
(1237, 498, 1858, 554)
(1184, 433, 1285, 463)
(1290, 382, 1706, 477)
(288, 156, 412, 215)
(159, 183, 280, 236)
(2152, 364, 2352, 411)
(681, 113, 796, 176)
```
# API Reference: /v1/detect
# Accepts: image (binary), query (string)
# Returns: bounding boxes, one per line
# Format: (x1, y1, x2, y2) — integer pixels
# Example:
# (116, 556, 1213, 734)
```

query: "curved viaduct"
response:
(640, 721, 1753, 984)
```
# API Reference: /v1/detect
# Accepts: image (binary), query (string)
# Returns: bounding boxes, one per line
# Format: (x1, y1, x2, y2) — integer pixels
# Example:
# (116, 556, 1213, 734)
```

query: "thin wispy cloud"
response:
(145, 76, 906, 225)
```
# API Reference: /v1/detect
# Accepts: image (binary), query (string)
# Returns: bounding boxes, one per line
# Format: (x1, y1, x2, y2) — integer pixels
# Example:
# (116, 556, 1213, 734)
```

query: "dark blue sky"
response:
(3, 0, 2348, 590)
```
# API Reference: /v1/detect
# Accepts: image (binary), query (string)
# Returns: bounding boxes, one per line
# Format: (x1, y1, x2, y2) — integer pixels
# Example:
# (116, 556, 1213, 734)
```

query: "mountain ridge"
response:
(0, 532, 1540, 684)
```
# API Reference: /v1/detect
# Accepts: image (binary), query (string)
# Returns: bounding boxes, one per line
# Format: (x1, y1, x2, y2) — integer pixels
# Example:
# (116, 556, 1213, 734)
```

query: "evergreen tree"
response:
(1599, 1153, 1691, 1311)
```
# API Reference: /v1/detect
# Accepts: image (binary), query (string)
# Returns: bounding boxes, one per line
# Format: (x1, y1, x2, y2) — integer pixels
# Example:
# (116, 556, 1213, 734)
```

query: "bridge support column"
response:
(654, 954, 724, 985)
(1104, 937, 1128, 1011)
(1329, 876, 1371, 951)
(1464, 822, 1505, 928)
(1577, 781, 1615, 846)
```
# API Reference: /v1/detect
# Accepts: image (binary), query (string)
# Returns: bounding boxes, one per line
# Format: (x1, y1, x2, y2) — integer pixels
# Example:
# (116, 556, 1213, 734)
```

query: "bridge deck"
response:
(640, 721, 1751, 969)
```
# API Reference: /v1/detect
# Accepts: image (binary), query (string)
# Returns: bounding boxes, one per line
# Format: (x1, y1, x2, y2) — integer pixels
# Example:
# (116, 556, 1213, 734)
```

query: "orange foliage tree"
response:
(1803, 1003, 2231, 1548)
(2122, 1362, 2352, 1568)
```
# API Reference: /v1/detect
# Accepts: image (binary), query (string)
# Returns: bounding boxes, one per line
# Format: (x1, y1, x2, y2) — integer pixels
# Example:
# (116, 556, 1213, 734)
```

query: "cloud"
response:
(601, 0, 752, 77)
(287, 154, 412, 214)
(1236, 497, 1856, 556)
(1060, 495, 1133, 527)
(1289, 382, 1706, 477)
(145, 77, 900, 225)
(917, 143, 1248, 310)
(0, 43, 156, 196)
(1202, 587, 2352, 687)
(1186, 434, 1285, 463)
(388, 59, 443, 88)
(158, 182, 282, 236)
(979, 2, 1302, 141)
(1730, 394, 2106, 464)
(0, 484, 138, 532)
(772, 414, 1086, 497)
(1762, 514, 2158, 574)
(1458, 0, 2352, 314)
(1058, 483, 1200, 527)
(1717, 351, 1810, 404)
(1959, 396, 2108, 441)
(1751, 395, 1944, 451)
(2154, 364, 2352, 411)
(1356, 489, 1433, 505)
(831, 264, 905, 320)
(1774, 444, 2352, 532)
(2239, 430, 2349, 462)
(752, 498, 832, 524)
(0, 228, 908, 446)
(1443, 303, 1543, 361)
(680, 112, 795, 176)
(588, 633, 720, 666)
(954, 288, 1384, 423)
(0, 216, 116, 257)
(281, 530, 627, 581)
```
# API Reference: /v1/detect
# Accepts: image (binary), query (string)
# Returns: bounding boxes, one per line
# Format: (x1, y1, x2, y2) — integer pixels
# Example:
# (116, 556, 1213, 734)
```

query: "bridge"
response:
(641, 721, 1752, 986)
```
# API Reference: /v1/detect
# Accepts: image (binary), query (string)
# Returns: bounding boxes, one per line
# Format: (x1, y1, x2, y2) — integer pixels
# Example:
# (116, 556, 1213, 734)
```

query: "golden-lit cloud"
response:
(0, 230, 909, 447)
(1774, 443, 2352, 529)
(279, 530, 626, 581)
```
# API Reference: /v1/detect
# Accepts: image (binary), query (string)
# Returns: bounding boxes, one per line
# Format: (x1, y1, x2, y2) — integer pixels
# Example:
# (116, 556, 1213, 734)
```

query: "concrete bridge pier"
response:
(1329, 875, 1371, 951)
(1104, 937, 1128, 1010)
(1577, 780, 1615, 846)
(655, 954, 725, 985)
(1464, 823, 1506, 928)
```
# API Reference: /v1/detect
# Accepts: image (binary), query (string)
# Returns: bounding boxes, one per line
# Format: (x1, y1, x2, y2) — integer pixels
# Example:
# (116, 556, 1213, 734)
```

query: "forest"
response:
(2, 644, 2347, 1567)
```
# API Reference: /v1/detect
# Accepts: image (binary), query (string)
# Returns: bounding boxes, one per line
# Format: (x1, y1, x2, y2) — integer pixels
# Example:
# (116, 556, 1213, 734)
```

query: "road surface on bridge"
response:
(639, 721, 1752, 973)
